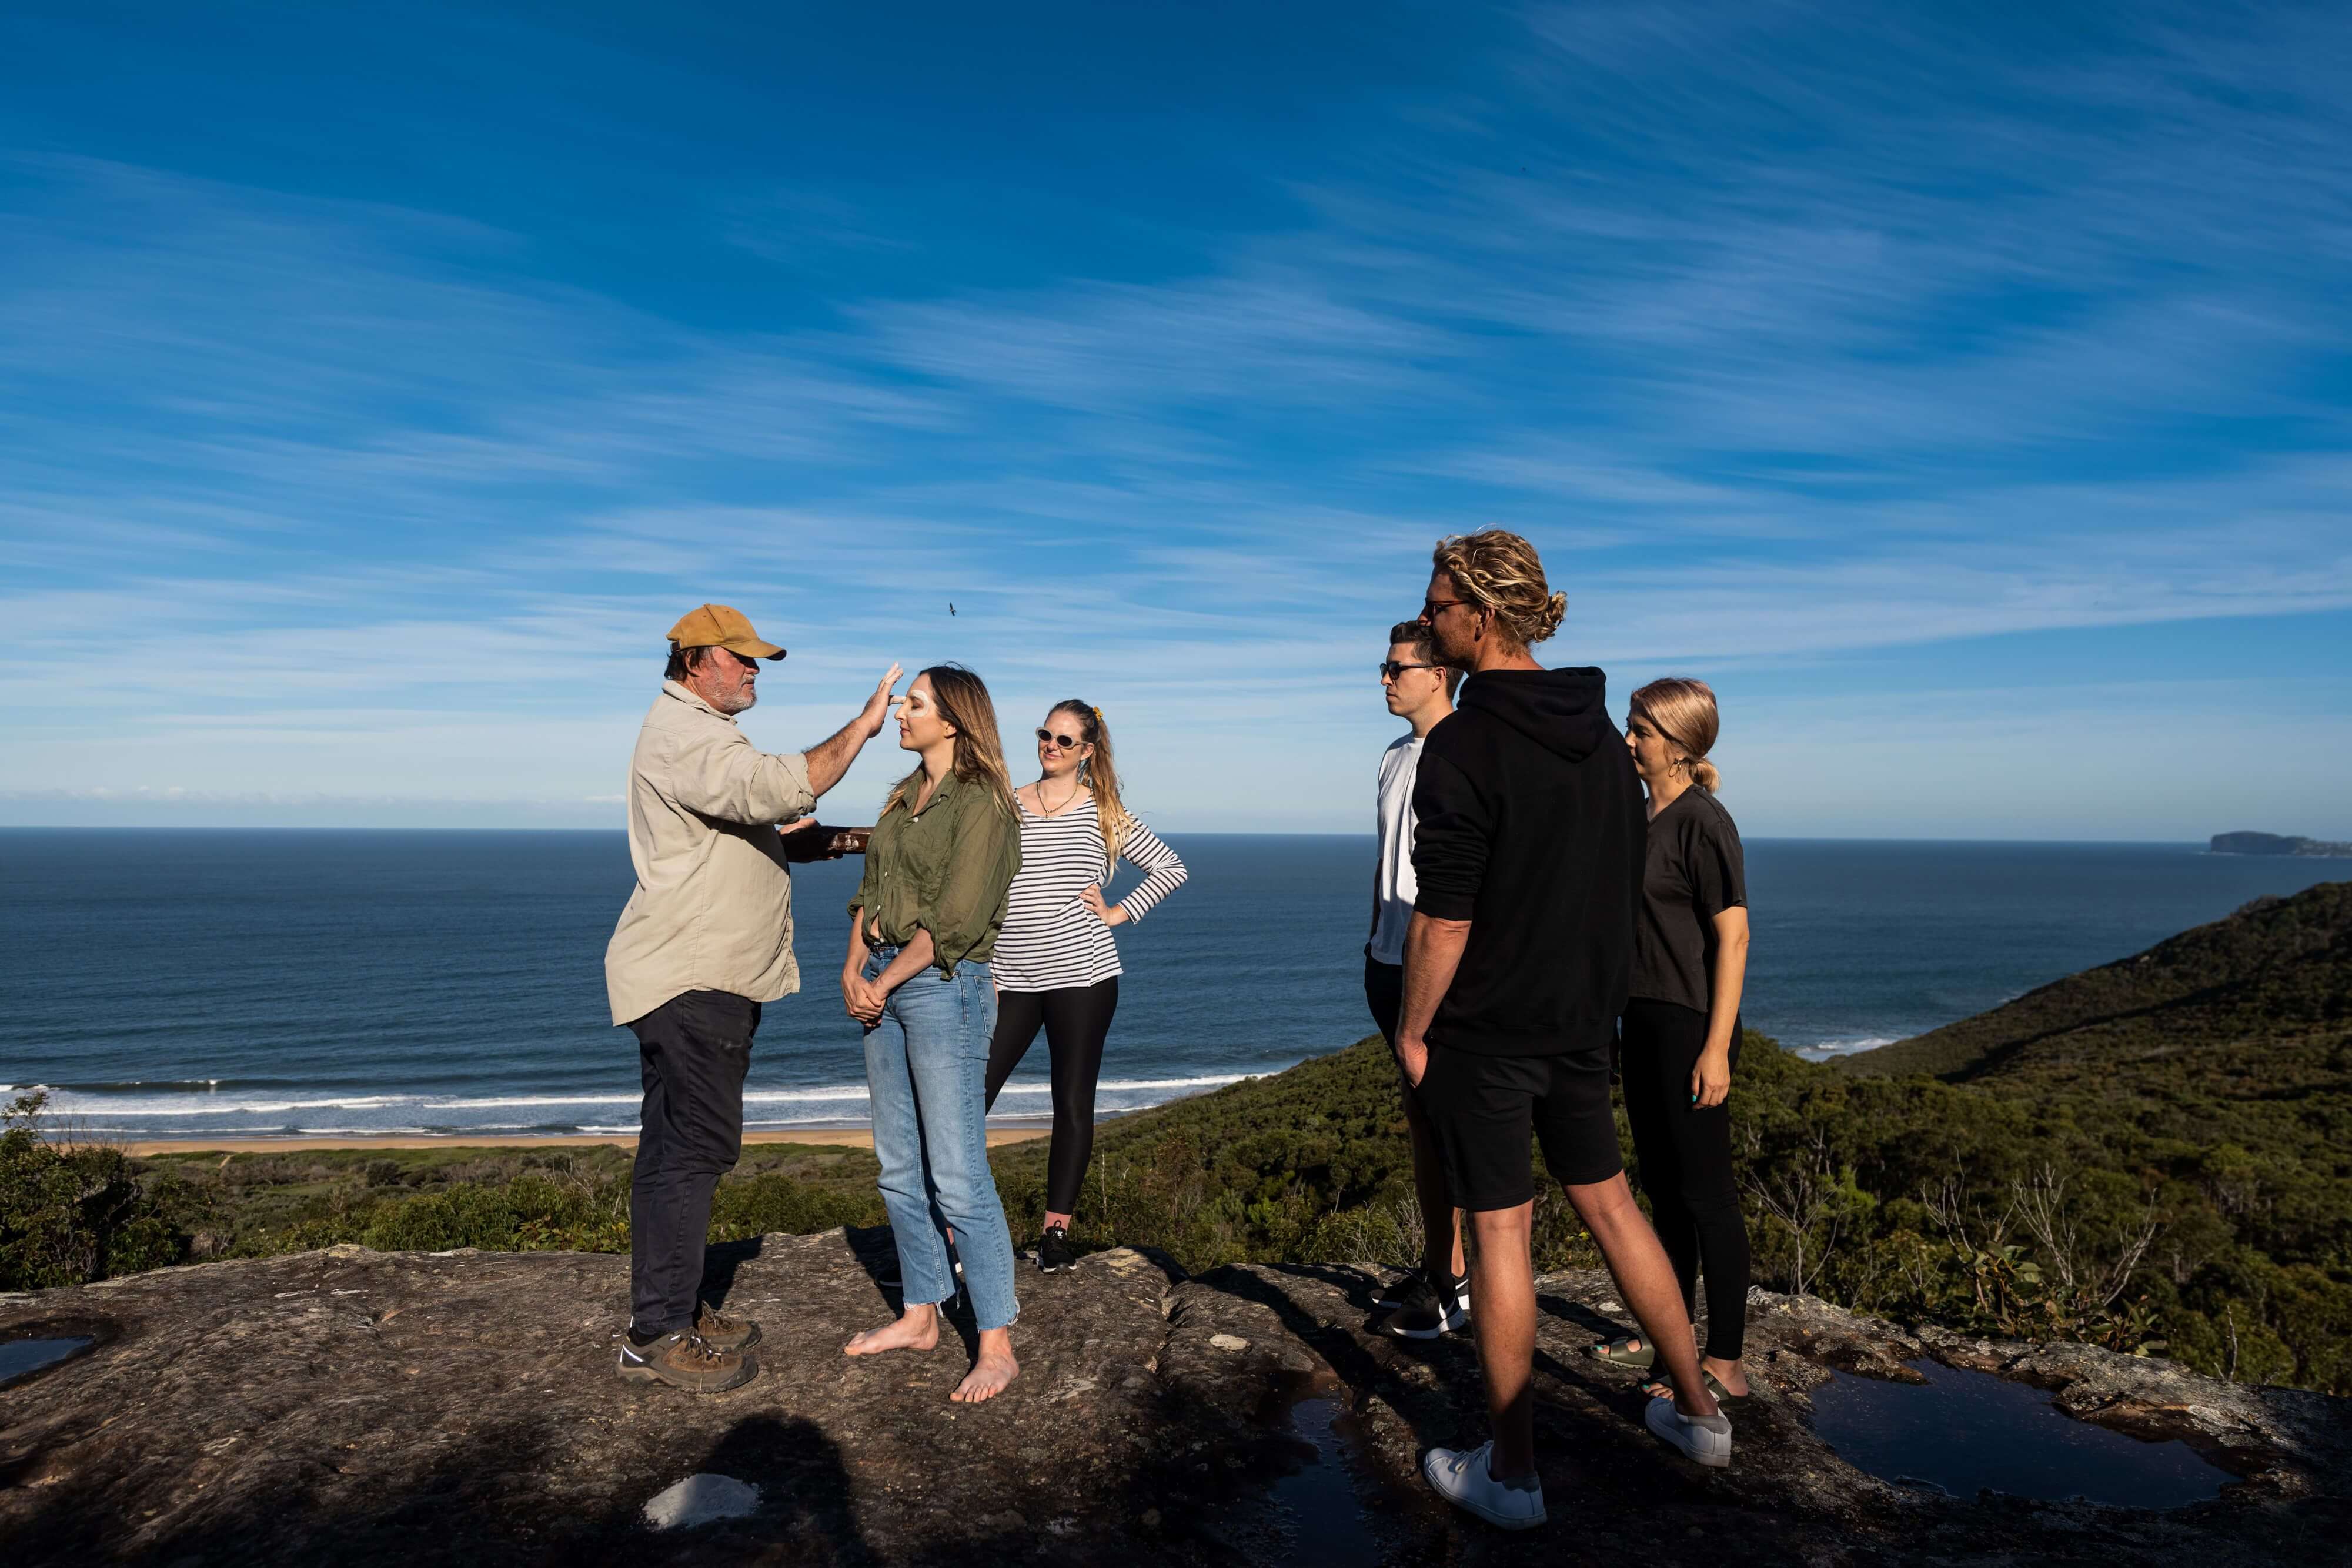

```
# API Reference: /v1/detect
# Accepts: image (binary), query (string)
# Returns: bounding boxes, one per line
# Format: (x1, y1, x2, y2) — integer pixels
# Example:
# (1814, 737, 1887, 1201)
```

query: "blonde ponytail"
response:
(1631, 677, 1724, 792)
(1052, 698, 1134, 862)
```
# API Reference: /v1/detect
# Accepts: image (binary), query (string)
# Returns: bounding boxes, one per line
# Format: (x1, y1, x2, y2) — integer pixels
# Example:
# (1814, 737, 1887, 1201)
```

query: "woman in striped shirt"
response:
(984, 699, 1188, 1272)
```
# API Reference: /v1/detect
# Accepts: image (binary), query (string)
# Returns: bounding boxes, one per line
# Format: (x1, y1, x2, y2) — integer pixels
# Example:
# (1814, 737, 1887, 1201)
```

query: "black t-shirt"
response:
(1630, 787, 1746, 1015)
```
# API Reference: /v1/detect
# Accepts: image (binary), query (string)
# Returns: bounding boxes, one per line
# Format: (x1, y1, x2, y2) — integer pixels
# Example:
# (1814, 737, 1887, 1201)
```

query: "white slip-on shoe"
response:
(1422, 1442, 1547, 1530)
(1645, 1396, 1733, 1467)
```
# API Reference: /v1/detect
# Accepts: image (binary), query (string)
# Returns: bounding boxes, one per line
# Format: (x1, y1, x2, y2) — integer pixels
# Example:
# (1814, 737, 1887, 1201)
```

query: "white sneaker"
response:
(1422, 1442, 1547, 1530)
(1645, 1396, 1733, 1467)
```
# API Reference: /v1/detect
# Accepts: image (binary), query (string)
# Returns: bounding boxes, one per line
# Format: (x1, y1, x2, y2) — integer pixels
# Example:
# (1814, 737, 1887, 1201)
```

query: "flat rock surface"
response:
(3, 1231, 2344, 1566)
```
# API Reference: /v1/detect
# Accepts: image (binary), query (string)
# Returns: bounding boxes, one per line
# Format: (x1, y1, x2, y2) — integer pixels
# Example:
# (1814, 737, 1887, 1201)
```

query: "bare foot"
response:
(951, 1346, 1019, 1403)
(844, 1306, 940, 1357)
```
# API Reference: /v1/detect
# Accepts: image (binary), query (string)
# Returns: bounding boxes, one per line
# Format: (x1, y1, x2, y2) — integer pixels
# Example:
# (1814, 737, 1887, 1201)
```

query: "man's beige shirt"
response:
(606, 681, 818, 1025)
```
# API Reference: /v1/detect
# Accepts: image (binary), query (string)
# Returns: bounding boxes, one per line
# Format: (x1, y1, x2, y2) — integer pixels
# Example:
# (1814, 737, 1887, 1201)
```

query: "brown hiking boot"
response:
(616, 1331, 757, 1393)
(695, 1300, 762, 1352)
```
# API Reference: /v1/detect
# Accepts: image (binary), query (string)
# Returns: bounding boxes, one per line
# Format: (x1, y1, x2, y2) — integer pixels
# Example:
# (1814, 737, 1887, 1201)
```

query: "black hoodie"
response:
(1409, 666, 1644, 1055)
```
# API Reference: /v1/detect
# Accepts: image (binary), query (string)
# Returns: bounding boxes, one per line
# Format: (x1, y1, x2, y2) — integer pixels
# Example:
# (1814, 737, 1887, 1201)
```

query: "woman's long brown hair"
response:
(884, 664, 1016, 818)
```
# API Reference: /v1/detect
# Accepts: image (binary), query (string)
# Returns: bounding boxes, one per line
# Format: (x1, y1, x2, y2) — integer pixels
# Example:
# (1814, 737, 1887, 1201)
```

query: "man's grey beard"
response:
(713, 684, 757, 716)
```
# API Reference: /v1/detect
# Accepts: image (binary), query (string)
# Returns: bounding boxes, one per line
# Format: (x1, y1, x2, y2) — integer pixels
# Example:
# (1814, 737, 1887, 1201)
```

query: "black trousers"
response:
(627, 989, 757, 1335)
(1621, 998, 1749, 1360)
(983, 978, 1118, 1218)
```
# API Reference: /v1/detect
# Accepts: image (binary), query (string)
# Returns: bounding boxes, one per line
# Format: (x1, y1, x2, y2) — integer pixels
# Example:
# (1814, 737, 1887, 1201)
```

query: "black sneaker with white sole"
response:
(1381, 1268, 1471, 1339)
(1035, 1224, 1075, 1273)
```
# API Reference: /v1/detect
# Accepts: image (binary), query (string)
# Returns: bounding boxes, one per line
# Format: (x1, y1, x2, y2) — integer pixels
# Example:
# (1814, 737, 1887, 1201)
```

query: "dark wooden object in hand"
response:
(780, 824, 873, 862)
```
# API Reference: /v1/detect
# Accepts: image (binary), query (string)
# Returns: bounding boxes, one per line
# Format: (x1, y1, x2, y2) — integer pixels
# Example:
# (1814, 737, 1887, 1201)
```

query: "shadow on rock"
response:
(575, 1414, 876, 1568)
(840, 1222, 905, 1303)
(10, 1415, 584, 1568)
(697, 1233, 764, 1310)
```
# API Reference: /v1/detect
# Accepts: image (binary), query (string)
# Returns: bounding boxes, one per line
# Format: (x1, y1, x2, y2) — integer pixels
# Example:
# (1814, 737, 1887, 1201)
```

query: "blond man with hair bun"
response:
(1396, 531, 1729, 1528)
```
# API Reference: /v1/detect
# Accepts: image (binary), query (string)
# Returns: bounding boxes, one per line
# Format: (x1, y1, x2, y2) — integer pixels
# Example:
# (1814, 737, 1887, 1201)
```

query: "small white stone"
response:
(642, 1473, 761, 1531)
(1601, 1302, 1622, 1313)
(1208, 1333, 1250, 1352)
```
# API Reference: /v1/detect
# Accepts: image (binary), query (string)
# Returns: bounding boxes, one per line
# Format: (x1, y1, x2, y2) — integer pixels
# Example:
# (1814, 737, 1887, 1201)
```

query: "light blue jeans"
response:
(861, 946, 1020, 1332)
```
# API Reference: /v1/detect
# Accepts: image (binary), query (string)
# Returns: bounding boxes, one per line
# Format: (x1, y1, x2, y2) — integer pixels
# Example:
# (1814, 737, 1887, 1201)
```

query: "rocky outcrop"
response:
(4, 1231, 2345, 1566)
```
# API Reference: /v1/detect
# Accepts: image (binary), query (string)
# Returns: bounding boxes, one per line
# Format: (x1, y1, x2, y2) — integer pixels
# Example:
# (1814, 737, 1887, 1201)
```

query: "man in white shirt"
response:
(1367, 619, 1468, 1339)
(607, 603, 902, 1393)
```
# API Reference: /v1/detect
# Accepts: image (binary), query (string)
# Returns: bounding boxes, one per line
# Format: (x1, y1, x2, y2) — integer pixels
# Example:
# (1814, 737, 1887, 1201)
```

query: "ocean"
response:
(1, 830, 2341, 1142)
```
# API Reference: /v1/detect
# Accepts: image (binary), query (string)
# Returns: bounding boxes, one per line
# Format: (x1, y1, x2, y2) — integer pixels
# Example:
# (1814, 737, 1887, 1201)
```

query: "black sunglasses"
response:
(1035, 728, 1088, 750)
(1379, 660, 1442, 680)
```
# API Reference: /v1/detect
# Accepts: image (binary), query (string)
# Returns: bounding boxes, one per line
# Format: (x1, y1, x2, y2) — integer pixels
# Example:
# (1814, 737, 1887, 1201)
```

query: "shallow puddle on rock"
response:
(1809, 1359, 2231, 1509)
(0, 1335, 94, 1388)
(1270, 1389, 1382, 1565)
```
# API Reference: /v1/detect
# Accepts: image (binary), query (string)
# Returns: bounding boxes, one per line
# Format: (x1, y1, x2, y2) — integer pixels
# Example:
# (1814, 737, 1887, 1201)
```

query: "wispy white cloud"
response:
(4, 5, 2349, 834)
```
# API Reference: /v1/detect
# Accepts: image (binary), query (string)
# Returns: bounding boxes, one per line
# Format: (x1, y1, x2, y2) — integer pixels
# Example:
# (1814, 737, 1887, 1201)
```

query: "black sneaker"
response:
(1374, 1265, 1471, 1314)
(1035, 1224, 1076, 1273)
(1381, 1268, 1470, 1339)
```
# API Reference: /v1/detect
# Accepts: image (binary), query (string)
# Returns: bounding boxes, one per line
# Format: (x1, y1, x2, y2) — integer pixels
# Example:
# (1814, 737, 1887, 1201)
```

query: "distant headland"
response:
(2210, 830, 2352, 858)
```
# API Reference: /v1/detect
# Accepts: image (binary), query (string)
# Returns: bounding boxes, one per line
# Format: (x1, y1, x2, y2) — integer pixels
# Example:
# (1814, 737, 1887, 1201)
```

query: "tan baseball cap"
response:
(666, 603, 786, 661)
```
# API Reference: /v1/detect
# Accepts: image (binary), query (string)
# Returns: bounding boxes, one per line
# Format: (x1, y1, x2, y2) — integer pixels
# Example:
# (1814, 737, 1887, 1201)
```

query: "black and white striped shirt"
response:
(991, 796, 1187, 992)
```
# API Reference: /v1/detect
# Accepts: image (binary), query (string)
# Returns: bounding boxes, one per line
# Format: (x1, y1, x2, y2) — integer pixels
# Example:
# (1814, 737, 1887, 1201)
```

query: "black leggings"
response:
(1621, 998, 1750, 1361)
(984, 978, 1118, 1218)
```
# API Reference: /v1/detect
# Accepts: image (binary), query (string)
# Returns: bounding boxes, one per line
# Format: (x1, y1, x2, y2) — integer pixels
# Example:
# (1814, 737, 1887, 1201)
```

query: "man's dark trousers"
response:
(628, 988, 759, 1335)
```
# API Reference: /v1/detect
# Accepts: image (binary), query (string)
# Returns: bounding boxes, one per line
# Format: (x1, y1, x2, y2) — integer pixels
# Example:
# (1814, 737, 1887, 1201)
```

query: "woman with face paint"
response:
(841, 664, 1025, 1403)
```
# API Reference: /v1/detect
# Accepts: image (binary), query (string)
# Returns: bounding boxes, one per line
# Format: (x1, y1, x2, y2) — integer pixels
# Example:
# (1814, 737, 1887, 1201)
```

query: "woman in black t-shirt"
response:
(1596, 677, 1754, 1404)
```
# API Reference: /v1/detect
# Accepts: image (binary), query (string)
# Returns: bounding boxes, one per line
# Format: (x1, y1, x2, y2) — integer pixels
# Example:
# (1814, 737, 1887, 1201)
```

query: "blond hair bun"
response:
(1631, 677, 1724, 792)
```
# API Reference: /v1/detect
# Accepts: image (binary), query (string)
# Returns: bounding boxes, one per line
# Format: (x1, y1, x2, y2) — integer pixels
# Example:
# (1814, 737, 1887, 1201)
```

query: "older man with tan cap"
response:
(607, 603, 902, 1393)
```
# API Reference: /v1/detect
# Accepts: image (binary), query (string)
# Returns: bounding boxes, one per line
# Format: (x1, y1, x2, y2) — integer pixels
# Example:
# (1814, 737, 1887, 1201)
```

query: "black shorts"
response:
(1414, 1040, 1622, 1211)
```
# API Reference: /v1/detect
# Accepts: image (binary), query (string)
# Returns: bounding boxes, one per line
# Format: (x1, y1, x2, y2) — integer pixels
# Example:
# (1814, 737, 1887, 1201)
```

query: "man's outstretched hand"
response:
(804, 664, 906, 800)
(858, 664, 906, 738)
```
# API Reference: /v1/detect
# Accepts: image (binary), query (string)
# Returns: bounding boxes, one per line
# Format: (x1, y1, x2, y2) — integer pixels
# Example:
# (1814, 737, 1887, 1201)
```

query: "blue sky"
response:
(3, 1, 2348, 838)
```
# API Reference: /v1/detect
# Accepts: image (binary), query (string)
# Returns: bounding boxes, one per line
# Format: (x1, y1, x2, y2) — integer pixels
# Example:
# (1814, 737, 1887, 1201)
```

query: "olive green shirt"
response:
(847, 769, 1021, 977)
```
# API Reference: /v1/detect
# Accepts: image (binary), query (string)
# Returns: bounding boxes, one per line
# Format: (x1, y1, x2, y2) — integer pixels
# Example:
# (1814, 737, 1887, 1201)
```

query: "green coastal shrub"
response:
(711, 1172, 885, 1240)
(0, 1092, 186, 1289)
(356, 1173, 628, 1253)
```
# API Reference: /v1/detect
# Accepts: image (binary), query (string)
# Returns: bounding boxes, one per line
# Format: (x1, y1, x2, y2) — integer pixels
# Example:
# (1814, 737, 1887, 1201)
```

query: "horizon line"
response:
(0, 824, 2308, 850)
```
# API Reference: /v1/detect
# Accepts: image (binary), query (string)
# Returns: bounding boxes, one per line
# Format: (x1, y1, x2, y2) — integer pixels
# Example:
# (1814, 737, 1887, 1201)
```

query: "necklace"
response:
(1033, 778, 1085, 817)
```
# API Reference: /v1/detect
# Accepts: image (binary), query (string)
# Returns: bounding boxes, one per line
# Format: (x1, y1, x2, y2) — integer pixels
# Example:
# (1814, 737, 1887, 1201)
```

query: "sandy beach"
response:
(122, 1127, 1049, 1157)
